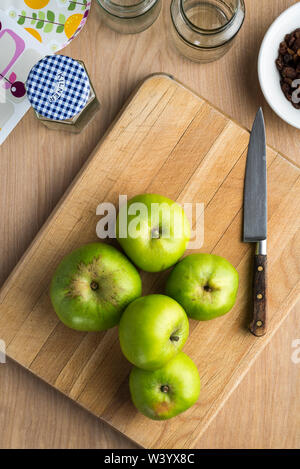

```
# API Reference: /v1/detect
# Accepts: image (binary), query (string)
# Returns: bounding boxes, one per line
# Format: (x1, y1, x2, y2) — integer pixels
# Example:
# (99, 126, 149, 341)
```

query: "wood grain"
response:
(0, 0, 299, 449)
(0, 75, 299, 449)
(0, 304, 299, 449)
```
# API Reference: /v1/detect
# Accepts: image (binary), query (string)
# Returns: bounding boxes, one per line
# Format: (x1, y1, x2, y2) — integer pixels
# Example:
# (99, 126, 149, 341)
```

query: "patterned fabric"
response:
(0, 0, 92, 54)
(26, 54, 90, 120)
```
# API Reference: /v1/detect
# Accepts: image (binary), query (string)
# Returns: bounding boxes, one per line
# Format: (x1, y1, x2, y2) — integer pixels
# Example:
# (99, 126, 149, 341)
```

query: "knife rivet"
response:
(256, 320, 263, 327)
(257, 294, 263, 300)
(258, 266, 263, 271)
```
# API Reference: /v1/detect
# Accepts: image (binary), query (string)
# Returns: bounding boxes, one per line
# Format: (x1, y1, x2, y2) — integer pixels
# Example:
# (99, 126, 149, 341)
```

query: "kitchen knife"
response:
(243, 108, 267, 337)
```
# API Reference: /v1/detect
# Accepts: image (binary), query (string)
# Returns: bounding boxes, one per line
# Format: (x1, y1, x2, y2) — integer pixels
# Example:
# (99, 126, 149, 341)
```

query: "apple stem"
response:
(90, 281, 99, 291)
(151, 226, 162, 239)
(160, 385, 169, 393)
(170, 335, 179, 342)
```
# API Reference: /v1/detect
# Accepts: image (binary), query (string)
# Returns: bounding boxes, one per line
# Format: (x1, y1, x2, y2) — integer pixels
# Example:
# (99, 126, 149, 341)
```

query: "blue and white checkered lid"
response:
(26, 55, 91, 121)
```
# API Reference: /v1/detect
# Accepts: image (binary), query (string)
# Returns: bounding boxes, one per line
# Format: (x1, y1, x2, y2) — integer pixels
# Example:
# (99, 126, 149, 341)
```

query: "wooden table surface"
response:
(0, 0, 299, 449)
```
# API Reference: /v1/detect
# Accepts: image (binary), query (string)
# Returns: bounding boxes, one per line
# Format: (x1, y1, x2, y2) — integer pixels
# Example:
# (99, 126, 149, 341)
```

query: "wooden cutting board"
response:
(0, 74, 299, 449)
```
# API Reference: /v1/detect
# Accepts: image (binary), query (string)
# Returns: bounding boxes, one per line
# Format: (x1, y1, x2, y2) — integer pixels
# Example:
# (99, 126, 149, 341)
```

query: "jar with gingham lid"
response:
(26, 55, 100, 133)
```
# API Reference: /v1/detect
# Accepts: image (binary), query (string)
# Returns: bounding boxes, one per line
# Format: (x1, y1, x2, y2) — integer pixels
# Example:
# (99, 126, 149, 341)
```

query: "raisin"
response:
(276, 28, 300, 109)
(282, 67, 297, 78)
(279, 42, 288, 54)
(283, 54, 292, 64)
(276, 58, 283, 70)
(289, 36, 296, 47)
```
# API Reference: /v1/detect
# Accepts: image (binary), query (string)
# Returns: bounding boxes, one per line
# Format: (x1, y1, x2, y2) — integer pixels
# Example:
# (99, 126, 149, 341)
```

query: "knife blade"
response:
(243, 108, 267, 337)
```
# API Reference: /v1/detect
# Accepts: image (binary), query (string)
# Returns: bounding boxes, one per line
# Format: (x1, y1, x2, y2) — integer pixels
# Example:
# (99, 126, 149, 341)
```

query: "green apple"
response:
(165, 253, 239, 321)
(119, 294, 189, 370)
(116, 194, 190, 272)
(50, 243, 142, 331)
(129, 352, 201, 420)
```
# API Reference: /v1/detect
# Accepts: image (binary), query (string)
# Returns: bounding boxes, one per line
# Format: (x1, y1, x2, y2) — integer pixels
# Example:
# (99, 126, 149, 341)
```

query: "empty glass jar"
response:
(96, 0, 161, 34)
(170, 0, 245, 63)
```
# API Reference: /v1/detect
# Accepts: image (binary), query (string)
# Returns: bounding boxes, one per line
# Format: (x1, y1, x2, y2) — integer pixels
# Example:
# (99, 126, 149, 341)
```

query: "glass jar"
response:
(96, 0, 161, 34)
(170, 0, 245, 63)
(26, 55, 100, 133)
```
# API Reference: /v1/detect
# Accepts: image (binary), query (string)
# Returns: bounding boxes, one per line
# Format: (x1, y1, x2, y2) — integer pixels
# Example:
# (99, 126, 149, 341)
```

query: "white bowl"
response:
(258, 2, 300, 129)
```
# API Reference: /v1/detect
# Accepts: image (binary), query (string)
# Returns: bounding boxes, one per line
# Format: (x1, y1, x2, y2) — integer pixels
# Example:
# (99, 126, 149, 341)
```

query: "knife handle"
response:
(250, 254, 267, 337)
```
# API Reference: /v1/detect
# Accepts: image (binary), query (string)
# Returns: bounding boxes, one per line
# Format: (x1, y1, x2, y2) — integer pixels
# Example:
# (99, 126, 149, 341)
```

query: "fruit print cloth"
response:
(0, 0, 91, 54)
(0, 11, 47, 145)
